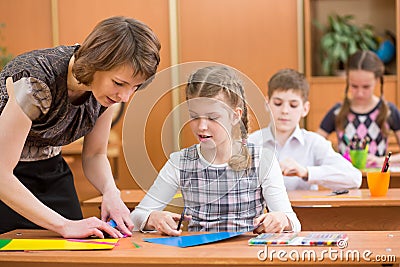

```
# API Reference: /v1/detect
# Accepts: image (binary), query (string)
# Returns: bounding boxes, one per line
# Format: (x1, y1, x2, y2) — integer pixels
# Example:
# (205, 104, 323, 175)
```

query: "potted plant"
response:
(0, 23, 12, 69)
(314, 14, 378, 76)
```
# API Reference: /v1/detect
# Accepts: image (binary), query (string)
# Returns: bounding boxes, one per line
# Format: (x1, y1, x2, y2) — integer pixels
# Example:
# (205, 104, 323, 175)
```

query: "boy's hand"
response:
(279, 158, 308, 178)
(146, 210, 191, 236)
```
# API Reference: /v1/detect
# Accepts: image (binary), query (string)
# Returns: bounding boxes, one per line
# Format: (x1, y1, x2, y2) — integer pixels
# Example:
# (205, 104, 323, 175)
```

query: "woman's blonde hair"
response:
(73, 16, 161, 86)
(186, 66, 251, 171)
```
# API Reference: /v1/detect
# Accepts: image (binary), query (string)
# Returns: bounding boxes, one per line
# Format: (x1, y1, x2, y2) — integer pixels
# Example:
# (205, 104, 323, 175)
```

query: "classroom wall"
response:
(0, 0, 299, 192)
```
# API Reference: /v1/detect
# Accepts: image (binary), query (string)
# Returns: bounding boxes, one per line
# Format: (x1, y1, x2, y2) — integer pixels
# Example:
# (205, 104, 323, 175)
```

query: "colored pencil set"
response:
(342, 135, 369, 163)
(344, 134, 370, 151)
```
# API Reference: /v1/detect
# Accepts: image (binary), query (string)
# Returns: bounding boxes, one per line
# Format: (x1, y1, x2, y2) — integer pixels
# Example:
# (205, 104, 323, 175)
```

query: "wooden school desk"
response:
(288, 189, 400, 231)
(0, 229, 398, 267)
(84, 189, 400, 231)
(82, 189, 146, 210)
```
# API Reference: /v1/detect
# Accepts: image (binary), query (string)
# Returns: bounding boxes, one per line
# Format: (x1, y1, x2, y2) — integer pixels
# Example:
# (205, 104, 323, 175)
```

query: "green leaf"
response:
(339, 35, 349, 43)
(321, 35, 334, 49)
(322, 58, 332, 75)
(364, 37, 378, 50)
(348, 40, 357, 55)
(360, 43, 368, 50)
(0, 22, 13, 69)
(363, 28, 374, 37)
(333, 43, 342, 58)
(339, 49, 347, 62)
(331, 17, 342, 33)
(342, 24, 351, 35)
(313, 19, 325, 31)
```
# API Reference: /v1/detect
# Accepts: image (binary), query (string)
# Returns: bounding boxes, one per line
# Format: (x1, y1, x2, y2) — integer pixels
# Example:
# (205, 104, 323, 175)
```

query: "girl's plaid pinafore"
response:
(179, 144, 265, 232)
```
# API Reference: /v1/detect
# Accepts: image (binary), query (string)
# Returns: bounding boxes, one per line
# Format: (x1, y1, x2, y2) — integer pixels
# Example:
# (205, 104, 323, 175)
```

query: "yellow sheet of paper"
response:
(0, 239, 118, 251)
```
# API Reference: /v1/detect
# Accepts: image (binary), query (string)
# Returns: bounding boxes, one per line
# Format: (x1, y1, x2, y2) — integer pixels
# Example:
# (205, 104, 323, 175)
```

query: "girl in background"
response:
(318, 50, 400, 166)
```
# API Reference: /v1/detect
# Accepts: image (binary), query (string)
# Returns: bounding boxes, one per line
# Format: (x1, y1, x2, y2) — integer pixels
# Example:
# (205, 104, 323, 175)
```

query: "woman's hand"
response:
(59, 217, 123, 239)
(253, 212, 291, 234)
(100, 189, 133, 237)
(146, 210, 191, 236)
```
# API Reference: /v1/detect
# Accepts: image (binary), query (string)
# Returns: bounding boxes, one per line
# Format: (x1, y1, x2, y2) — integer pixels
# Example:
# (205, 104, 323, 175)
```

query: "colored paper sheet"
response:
(173, 193, 183, 199)
(0, 238, 118, 251)
(143, 232, 244, 248)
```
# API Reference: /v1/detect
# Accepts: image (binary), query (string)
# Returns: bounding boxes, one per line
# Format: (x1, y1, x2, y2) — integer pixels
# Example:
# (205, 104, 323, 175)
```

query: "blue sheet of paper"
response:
(143, 232, 244, 248)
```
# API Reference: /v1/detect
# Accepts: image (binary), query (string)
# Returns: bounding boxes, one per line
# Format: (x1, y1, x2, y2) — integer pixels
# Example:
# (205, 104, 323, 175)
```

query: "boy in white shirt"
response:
(249, 69, 361, 190)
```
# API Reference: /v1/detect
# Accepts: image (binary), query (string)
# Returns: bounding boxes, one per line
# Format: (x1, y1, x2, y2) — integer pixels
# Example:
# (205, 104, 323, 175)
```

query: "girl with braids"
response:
(318, 50, 400, 166)
(249, 69, 361, 191)
(131, 66, 300, 235)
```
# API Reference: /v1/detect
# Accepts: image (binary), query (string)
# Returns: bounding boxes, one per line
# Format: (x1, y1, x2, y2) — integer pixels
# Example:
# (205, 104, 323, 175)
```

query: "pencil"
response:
(177, 207, 186, 231)
(381, 151, 392, 173)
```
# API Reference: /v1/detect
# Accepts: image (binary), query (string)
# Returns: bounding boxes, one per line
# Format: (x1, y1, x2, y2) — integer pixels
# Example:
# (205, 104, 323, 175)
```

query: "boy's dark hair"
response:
(267, 68, 309, 102)
(73, 16, 161, 86)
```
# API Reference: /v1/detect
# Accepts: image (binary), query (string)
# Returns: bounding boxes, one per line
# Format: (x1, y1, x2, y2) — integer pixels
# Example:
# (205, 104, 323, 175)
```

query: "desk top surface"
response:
(83, 189, 400, 208)
(0, 230, 398, 266)
(288, 188, 400, 207)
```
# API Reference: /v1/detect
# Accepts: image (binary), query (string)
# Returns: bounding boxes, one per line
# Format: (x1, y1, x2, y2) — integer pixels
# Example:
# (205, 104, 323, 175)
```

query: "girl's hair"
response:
(73, 16, 161, 86)
(335, 50, 388, 136)
(186, 66, 251, 171)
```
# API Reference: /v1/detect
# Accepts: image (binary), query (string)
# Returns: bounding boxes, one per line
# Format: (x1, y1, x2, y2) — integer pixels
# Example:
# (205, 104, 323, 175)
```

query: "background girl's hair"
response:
(186, 66, 251, 171)
(73, 16, 161, 85)
(335, 50, 388, 136)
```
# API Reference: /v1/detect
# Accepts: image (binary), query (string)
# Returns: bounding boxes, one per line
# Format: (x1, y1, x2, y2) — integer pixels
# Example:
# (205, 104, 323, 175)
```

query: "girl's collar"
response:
(195, 144, 229, 167)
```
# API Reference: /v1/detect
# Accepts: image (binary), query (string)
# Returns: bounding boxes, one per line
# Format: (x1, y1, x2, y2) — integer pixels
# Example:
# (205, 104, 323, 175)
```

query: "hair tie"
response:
(241, 138, 247, 147)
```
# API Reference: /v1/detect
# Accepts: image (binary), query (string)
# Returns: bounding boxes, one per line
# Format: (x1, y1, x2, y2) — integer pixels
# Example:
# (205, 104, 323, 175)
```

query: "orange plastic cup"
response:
(366, 171, 390, 196)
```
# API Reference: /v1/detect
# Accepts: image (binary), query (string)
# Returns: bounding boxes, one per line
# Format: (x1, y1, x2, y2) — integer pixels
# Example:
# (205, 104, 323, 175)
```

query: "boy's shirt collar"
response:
(288, 125, 305, 146)
(266, 124, 305, 146)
